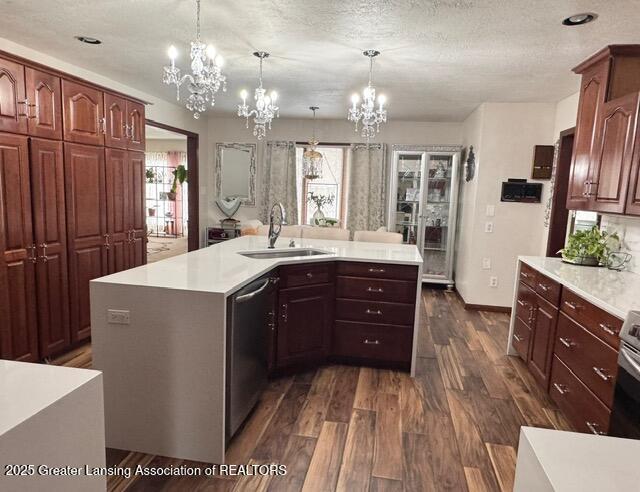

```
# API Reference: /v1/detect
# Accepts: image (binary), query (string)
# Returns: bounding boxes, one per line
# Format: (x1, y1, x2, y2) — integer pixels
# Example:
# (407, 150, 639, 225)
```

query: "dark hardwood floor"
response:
(54, 288, 572, 491)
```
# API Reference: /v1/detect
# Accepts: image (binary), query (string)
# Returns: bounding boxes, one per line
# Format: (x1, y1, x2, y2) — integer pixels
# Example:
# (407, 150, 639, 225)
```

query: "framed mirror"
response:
(215, 143, 257, 206)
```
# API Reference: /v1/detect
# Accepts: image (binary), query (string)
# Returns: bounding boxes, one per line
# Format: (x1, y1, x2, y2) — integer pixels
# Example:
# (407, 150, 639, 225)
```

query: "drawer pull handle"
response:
(553, 383, 568, 395)
(564, 301, 580, 311)
(513, 333, 524, 342)
(586, 421, 605, 436)
(366, 287, 384, 293)
(559, 337, 574, 348)
(366, 308, 383, 315)
(538, 283, 549, 292)
(599, 323, 618, 336)
(368, 267, 386, 273)
(306, 272, 313, 279)
(517, 299, 529, 308)
(363, 339, 380, 345)
(521, 272, 530, 278)
(593, 367, 612, 382)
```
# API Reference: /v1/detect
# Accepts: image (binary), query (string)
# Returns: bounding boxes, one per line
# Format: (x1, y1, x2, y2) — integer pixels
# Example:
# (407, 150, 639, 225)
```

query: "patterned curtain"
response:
(261, 141, 298, 224)
(346, 143, 387, 234)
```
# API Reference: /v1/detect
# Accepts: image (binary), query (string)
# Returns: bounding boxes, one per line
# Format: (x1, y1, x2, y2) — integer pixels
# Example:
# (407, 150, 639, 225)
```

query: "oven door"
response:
(609, 342, 640, 439)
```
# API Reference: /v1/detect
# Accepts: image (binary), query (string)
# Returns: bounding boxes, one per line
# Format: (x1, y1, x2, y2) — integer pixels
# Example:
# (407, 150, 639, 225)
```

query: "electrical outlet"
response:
(107, 309, 130, 325)
(486, 205, 495, 217)
(482, 258, 491, 270)
(489, 276, 498, 288)
(485, 221, 494, 233)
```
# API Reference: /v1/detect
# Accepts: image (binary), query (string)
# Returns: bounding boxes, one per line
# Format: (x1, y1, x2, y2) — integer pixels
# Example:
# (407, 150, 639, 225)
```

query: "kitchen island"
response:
(91, 235, 422, 464)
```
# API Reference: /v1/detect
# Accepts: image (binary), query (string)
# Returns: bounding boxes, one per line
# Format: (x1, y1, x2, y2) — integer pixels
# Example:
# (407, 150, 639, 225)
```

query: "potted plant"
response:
(148, 206, 156, 217)
(307, 191, 335, 225)
(145, 168, 156, 183)
(167, 165, 187, 201)
(559, 225, 620, 266)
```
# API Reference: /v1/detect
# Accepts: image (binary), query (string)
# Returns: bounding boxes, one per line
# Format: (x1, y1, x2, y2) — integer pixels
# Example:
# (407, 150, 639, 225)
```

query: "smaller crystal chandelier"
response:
(302, 107, 323, 180)
(162, 0, 226, 119)
(348, 50, 387, 140)
(237, 51, 279, 140)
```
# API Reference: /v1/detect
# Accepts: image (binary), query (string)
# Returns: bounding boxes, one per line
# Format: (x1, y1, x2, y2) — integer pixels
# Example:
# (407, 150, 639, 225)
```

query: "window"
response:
(295, 145, 348, 226)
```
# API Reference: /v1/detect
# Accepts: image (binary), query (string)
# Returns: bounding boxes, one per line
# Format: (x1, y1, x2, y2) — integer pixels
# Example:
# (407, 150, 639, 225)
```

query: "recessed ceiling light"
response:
(562, 13, 597, 26)
(74, 36, 102, 45)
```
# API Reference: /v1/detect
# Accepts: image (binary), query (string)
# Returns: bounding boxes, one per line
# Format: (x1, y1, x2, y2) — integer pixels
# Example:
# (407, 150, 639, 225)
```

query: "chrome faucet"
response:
(267, 202, 286, 249)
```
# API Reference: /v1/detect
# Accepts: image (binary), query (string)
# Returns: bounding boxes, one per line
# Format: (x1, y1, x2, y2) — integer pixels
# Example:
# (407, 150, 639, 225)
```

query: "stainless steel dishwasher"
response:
(225, 273, 278, 443)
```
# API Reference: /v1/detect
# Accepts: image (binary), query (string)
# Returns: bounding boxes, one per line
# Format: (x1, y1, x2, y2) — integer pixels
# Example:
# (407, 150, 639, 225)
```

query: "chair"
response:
(301, 227, 350, 241)
(256, 224, 303, 238)
(353, 230, 403, 244)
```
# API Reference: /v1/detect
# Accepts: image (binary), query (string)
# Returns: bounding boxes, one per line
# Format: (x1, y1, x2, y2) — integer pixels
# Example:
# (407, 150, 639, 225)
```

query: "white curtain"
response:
(261, 141, 299, 224)
(346, 143, 387, 234)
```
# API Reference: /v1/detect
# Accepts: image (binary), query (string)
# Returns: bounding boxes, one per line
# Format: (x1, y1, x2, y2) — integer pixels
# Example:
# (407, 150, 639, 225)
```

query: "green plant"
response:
(559, 226, 620, 265)
(307, 191, 335, 210)
(145, 168, 156, 183)
(170, 165, 188, 193)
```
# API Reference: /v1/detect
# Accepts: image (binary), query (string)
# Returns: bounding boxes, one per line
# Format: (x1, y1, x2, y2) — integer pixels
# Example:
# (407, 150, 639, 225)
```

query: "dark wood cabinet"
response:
(528, 295, 558, 389)
(0, 133, 38, 361)
(64, 143, 108, 342)
(104, 93, 128, 150)
(62, 80, 104, 146)
(29, 138, 70, 357)
(0, 58, 28, 134)
(277, 283, 333, 368)
(105, 148, 130, 273)
(627, 122, 640, 215)
(128, 151, 146, 267)
(127, 100, 145, 151)
(25, 67, 62, 140)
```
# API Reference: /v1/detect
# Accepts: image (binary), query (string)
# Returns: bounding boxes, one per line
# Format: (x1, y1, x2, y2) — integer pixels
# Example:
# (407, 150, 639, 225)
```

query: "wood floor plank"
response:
(326, 365, 360, 423)
(336, 409, 376, 492)
(399, 372, 429, 434)
(302, 421, 348, 492)
(403, 432, 436, 492)
(543, 407, 573, 431)
(267, 435, 316, 492)
(414, 356, 451, 415)
(423, 414, 469, 492)
(445, 389, 491, 467)
(353, 367, 380, 410)
(485, 444, 517, 492)
(378, 369, 402, 395)
(369, 477, 403, 492)
(476, 330, 509, 365)
(232, 460, 273, 492)
(464, 467, 494, 492)
(460, 320, 484, 352)
(435, 344, 465, 390)
(294, 366, 337, 438)
(372, 393, 402, 481)
(471, 350, 511, 400)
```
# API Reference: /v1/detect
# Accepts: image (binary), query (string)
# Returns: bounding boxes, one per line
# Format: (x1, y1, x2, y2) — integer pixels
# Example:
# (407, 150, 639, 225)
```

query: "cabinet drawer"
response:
(279, 262, 334, 288)
(512, 316, 531, 361)
(549, 356, 611, 435)
(519, 262, 538, 288)
(516, 281, 536, 328)
(336, 276, 416, 303)
(335, 299, 415, 326)
(561, 289, 622, 349)
(332, 321, 412, 363)
(554, 312, 618, 408)
(534, 273, 561, 306)
(336, 261, 418, 281)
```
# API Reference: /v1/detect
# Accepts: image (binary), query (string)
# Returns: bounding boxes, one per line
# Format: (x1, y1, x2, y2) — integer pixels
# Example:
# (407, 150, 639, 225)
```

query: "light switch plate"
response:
(486, 205, 495, 217)
(107, 309, 130, 325)
(489, 276, 498, 288)
(485, 221, 494, 233)
(482, 258, 491, 270)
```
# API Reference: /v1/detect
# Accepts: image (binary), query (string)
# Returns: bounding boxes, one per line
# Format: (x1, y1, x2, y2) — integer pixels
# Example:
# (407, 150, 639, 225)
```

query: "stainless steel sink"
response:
(238, 248, 331, 259)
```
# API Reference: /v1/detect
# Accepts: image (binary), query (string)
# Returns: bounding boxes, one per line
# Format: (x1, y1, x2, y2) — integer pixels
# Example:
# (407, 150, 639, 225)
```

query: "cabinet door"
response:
(64, 143, 108, 342)
(277, 283, 333, 367)
(626, 121, 640, 216)
(128, 151, 146, 267)
(104, 93, 128, 149)
(126, 100, 145, 151)
(29, 138, 70, 356)
(0, 58, 28, 134)
(567, 64, 608, 209)
(528, 295, 558, 389)
(0, 133, 38, 361)
(62, 80, 104, 145)
(588, 93, 639, 214)
(25, 67, 62, 140)
(105, 148, 130, 273)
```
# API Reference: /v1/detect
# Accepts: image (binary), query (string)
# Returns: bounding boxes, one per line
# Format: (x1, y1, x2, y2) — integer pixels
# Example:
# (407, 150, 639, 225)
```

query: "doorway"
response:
(144, 121, 199, 262)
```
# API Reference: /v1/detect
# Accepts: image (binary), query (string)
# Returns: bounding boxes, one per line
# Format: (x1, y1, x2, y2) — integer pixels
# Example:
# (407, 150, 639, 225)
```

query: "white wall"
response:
(553, 92, 579, 139)
(145, 138, 188, 152)
(205, 116, 463, 224)
(455, 103, 556, 307)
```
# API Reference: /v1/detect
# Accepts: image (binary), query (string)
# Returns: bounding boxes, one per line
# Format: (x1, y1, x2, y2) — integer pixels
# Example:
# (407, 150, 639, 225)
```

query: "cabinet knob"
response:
(306, 272, 313, 279)
(38, 243, 50, 263)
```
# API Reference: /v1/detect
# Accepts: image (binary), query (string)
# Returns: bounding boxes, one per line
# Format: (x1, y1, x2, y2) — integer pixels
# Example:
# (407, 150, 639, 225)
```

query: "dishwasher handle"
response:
(235, 277, 278, 303)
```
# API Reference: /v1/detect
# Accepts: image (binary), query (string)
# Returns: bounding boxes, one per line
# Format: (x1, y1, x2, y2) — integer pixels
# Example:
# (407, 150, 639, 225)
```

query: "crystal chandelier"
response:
(348, 50, 387, 140)
(302, 107, 323, 180)
(238, 51, 279, 140)
(162, 0, 226, 119)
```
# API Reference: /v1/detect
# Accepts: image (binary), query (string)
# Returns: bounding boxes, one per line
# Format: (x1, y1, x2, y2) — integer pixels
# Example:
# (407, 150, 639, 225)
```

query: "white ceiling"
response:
(1, 0, 639, 121)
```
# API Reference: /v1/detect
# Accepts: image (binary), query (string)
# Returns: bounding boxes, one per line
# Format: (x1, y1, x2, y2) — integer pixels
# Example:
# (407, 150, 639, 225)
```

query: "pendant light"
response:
(302, 107, 323, 180)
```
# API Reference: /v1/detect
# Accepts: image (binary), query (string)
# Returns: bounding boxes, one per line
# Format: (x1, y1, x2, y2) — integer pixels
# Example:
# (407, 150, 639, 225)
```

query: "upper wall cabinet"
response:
(126, 100, 145, 151)
(25, 67, 63, 140)
(567, 45, 640, 216)
(62, 80, 105, 146)
(0, 58, 28, 134)
(104, 93, 128, 149)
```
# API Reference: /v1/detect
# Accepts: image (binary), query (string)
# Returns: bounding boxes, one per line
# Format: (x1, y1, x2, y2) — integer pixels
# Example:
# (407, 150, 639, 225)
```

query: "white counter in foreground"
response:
(514, 427, 640, 491)
(0, 361, 105, 492)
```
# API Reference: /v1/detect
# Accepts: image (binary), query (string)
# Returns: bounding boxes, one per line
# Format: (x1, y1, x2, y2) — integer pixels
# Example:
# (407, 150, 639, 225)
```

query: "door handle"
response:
(38, 243, 49, 262)
(281, 303, 288, 323)
(103, 233, 111, 250)
(235, 278, 272, 303)
(27, 243, 37, 263)
(99, 117, 106, 134)
(17, 98, 29, 117)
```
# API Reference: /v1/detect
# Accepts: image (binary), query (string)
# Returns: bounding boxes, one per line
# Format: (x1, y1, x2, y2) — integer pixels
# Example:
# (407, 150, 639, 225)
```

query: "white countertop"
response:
(93, 235, 423, 296)
(514, 427, 640, 491)
(0, 360, 102, 437)
(519, 256, 640, 319)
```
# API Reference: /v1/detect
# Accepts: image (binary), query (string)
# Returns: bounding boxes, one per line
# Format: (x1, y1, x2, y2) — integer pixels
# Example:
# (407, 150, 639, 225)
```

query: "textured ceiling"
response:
(1, 0, 639, 121)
